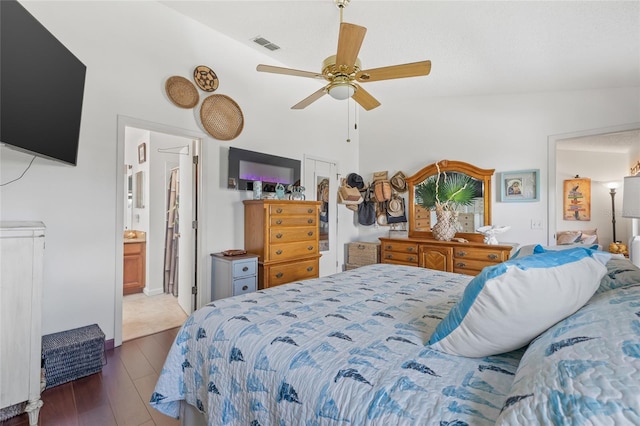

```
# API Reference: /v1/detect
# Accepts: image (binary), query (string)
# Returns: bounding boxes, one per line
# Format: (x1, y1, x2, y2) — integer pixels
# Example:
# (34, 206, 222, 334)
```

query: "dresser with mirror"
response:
(379, 160, 514, 276)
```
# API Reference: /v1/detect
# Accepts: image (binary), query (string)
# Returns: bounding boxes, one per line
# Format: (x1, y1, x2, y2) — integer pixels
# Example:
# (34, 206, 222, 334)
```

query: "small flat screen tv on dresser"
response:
(1, 0, 86, 166)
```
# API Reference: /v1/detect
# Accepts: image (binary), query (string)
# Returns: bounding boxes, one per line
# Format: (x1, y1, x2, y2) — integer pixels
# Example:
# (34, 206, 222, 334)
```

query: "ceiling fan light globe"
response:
(328, 83, 355, 100)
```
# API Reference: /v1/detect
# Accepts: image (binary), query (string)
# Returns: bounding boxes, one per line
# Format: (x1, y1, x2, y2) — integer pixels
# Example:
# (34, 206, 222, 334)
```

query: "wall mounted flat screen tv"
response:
(228, 147, 301, 192)
(1, 0, 86, 166)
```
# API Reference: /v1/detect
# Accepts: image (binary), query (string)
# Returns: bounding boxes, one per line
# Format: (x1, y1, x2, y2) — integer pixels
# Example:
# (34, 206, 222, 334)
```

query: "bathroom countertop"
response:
(124, 231, 146, 243)
(124, 237, 146, 244)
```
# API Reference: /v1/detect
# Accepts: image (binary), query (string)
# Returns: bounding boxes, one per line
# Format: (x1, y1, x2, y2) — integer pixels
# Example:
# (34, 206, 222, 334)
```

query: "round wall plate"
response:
(199, 94, 244, 140)
(165, 76, 199, 109)
(193, 65, 219, 92)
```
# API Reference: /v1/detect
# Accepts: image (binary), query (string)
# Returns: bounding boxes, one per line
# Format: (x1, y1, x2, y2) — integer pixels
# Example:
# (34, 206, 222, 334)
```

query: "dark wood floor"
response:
(3, 328, 180, 426)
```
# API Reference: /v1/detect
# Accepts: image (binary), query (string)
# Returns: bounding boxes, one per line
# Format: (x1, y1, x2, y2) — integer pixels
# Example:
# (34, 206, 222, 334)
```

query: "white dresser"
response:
(210, 253, 258, 301)
(0, 221, 45, 425)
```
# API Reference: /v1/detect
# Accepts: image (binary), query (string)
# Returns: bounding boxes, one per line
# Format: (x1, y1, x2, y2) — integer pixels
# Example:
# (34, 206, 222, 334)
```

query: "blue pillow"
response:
(597, 256, 640, 294)
(496, 285, 640, 424)
(428, 247, 610, 357)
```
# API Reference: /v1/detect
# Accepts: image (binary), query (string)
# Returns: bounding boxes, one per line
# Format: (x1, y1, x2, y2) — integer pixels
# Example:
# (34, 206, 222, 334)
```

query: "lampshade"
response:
(328, 81, 355, 100)
(622, 175, 640, 218)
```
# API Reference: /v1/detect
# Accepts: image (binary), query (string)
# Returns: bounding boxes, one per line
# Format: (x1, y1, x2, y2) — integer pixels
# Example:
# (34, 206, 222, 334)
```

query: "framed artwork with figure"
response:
(499, 169, 539, 202)
(563, 176, 591, 221)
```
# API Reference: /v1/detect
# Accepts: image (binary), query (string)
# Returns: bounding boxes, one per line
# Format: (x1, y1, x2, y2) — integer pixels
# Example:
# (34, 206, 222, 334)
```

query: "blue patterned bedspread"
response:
(151, 264, 523, 425)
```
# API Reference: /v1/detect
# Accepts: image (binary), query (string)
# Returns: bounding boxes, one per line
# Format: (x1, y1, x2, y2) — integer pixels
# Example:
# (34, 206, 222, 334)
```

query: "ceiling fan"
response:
(256, 0, 432, 111)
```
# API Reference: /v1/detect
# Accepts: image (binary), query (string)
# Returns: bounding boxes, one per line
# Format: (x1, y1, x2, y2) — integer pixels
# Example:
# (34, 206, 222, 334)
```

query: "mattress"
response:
(151, 264, 524, 425)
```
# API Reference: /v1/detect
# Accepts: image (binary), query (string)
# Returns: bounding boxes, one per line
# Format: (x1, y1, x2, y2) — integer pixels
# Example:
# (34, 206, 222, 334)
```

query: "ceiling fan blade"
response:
(352, 84, 381, 111)
(356, 60, 432, 83)
(257, 64, 324, 79)
(335, 22, 367, 69)
(291, 86, 328, 109)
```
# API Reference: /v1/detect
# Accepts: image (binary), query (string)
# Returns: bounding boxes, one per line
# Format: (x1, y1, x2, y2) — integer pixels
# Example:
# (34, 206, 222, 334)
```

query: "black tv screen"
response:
(1, 0, 86, 166)
(228, 147, 301, 191)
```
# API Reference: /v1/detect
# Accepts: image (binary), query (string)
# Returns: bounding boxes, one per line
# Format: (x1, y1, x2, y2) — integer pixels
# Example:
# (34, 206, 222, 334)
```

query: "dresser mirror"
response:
(406, 160, 494, 240)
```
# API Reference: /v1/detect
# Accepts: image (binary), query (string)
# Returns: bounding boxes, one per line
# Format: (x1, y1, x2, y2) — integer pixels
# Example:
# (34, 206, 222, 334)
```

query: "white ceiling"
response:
(160, 0, 639, 151)
(160, 0, 639, 102)
(558, 129, 640, 153)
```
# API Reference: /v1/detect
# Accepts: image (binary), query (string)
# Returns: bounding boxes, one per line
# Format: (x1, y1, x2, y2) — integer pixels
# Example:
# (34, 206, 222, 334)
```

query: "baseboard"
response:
(144, 287, 164, 296)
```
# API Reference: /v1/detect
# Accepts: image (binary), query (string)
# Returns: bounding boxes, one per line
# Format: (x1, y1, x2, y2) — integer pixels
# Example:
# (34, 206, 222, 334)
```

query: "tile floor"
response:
(122, 293, 188, 342)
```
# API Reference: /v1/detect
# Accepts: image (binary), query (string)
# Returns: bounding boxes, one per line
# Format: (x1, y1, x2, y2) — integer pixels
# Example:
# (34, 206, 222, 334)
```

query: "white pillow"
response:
(428, 247, 610, 357)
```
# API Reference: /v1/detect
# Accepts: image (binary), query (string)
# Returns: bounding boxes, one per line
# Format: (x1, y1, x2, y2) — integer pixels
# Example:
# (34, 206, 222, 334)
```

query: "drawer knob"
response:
(276, 249, 283, 255)
(276, 233, 283, 239)
(456, 262, 466, 267)
(307, 219, 313, 224)
(307, 266, 313, 272)
(408, 257, 415, 262)
(386, 245, 392, 250)
(407, 247, 414, 252)
(386, 254, 392, 259)
(307, 246, 313, 251)
(457, 251, 467, 257)
(242, 285, 248, 291)
(488, 254, 498, 260)
(276, 219, 283, 225)
(307, 208, 313, 213)
(276, 208, 283, 213)
(276, 272, 284, 278)
(242, 266, 249, 272)
(308, 231, 313, 236)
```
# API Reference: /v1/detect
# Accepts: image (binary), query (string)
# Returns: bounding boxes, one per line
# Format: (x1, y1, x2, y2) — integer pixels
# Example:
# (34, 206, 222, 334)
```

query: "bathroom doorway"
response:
(116, 116, 204, 345)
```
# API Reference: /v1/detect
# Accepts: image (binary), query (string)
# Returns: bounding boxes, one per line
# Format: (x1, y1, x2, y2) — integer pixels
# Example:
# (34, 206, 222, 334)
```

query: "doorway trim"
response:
(547, 122, 640, 246)
(116, 115, 207, 347)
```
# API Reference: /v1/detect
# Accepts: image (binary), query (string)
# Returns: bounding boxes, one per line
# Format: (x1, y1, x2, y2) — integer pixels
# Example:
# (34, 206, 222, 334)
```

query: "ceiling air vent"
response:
(252, 36, 280, 51)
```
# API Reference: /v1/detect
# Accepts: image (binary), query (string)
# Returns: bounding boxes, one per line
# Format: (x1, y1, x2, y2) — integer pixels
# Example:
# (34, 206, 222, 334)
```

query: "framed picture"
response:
(138, 143, 146, 164)
(563, 177, 591, 221)
(499, 169, 539, 202)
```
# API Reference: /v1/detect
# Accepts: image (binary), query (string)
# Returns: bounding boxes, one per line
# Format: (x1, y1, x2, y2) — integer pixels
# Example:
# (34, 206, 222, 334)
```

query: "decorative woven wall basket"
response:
(193, 65, 219, 92)
(199, 94, 244, 140)
(165, 76, 199, 109)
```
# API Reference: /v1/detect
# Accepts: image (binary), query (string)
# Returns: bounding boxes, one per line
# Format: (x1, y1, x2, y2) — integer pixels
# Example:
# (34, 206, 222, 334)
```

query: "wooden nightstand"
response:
(210, 253, 258, 301)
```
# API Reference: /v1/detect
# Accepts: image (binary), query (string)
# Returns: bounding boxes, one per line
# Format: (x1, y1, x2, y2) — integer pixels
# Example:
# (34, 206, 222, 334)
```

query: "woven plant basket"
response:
(432, 207, 458, 241)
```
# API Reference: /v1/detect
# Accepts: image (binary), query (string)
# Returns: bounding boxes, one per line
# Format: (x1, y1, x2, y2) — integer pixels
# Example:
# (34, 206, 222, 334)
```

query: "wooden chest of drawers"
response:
(244, 200, 321, 289)
(379, 237, 514, 276)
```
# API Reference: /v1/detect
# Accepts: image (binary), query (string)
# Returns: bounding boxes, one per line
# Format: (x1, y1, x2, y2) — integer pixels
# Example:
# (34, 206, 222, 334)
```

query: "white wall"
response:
(357, 89, 640, 245)
(0, 1, 359, 343)
(1, 1, 638, 343)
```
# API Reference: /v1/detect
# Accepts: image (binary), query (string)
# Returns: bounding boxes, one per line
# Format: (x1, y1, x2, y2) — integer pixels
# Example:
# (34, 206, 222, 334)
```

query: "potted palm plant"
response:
(415, 163, 477, 241)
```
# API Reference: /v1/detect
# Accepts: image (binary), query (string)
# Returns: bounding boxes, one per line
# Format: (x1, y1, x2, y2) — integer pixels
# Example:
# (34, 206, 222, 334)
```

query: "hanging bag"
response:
(358, 187, 376, 226)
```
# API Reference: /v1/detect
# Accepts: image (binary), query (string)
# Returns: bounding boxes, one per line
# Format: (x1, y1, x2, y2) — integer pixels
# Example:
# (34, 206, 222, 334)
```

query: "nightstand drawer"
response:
(233, 259, 257, 278)
(233, 276, 257, 296)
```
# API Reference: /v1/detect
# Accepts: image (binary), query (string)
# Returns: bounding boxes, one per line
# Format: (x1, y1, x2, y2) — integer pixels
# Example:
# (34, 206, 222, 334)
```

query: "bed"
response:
(151, 250, 640, 425)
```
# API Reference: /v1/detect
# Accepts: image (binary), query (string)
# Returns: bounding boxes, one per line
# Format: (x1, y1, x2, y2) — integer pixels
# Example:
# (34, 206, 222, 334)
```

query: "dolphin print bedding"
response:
(151, 264, 524, 425)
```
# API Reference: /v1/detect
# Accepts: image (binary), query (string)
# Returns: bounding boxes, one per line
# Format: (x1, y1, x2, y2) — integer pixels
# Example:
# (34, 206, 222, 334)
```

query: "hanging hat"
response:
(390, 171, 407, 193)
(387, 198, 405, 217)
(347, 173, 365, 190)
